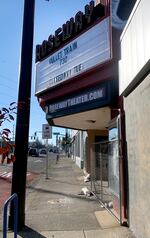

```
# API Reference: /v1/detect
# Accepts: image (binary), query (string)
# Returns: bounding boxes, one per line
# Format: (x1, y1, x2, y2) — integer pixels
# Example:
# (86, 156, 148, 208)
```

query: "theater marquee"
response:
(35, 15, 111, 95)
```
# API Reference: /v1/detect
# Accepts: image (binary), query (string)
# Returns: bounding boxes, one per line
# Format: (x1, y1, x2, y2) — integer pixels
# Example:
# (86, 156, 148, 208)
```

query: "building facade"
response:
(119, 0, 150, 237)
(36, 0, 143, 230)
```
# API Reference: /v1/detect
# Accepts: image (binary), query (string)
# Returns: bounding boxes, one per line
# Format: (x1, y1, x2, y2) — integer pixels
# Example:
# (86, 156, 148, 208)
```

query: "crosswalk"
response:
(0, 171, 31, 179)
(0, 171, 12, 178)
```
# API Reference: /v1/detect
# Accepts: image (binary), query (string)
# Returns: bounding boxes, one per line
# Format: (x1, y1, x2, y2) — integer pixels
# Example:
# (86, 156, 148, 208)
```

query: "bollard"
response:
(3, 193, 18, 238)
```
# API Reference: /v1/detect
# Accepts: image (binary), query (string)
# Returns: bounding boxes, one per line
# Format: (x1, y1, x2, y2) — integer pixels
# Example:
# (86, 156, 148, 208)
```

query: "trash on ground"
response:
(84, 173, 90, 182)
(78, 187, 93, 197)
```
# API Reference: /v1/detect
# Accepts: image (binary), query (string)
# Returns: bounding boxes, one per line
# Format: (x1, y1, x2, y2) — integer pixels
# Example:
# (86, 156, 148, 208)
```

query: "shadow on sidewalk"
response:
(27, 185, 94, 201)
(44, 177, 83, 186)
(18, 226, 46, 238)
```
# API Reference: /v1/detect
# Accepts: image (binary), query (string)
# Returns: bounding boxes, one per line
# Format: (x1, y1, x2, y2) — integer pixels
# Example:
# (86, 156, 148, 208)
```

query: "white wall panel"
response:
(119, 0, 150, 95)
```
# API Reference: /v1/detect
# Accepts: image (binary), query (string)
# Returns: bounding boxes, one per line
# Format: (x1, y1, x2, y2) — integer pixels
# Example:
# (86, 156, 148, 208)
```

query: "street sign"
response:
(42, 124, 52, 139)
(53, 132, 60, 136)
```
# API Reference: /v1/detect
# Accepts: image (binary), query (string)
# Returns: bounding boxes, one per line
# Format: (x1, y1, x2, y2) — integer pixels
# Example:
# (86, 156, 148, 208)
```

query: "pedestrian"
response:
(56, 153, 59, 164)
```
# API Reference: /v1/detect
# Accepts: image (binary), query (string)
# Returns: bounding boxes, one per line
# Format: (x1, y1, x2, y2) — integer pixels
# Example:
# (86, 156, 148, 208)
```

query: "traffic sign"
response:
(53, 132, 60, 136)
(42, 124, 52, 139)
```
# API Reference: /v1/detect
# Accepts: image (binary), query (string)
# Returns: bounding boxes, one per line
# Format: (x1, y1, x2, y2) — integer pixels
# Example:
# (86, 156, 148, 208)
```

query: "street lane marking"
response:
(0, 172, 12, 178)
(0, 171, 31, 178)
(34, 159, 43, 163)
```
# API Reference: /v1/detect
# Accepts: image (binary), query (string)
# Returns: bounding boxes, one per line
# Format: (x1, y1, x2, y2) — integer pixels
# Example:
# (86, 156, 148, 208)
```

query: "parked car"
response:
(53, 147, 59, 153)
(28, 148, 39, 157)
(39, 148, 47, 157)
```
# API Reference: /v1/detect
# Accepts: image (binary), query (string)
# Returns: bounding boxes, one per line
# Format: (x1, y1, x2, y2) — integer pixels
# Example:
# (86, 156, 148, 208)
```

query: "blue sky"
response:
(0, 0, 91, 144)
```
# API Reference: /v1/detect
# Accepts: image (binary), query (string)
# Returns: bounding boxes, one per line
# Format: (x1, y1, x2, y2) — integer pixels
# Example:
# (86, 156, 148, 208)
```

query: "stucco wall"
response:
(124, 74, 150, 238)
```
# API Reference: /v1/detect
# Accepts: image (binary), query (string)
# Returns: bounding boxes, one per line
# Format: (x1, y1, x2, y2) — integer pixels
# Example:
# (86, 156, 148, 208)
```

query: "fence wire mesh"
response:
(90, 140, 121, 222)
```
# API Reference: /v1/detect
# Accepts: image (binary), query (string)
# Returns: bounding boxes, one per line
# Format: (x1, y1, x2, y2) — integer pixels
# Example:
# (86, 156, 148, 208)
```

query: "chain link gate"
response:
(90, 140, 121, 222)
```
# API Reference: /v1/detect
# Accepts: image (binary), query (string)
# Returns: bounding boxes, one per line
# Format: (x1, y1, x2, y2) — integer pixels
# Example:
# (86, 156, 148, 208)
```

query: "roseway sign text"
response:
(35, 17, 111, 95)
(42, 124, 52, 139)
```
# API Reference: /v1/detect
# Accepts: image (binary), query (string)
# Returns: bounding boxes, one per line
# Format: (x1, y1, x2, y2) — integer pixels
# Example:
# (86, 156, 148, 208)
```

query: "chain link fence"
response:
(90, 140, 121, 222)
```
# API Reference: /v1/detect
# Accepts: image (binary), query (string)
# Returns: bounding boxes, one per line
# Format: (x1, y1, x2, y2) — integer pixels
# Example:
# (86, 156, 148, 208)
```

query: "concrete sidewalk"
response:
(0, 156, 136, 238)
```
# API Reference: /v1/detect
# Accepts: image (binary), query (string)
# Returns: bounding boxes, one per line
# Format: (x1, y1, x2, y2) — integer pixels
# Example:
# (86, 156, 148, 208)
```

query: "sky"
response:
(0, 0, 91, 145)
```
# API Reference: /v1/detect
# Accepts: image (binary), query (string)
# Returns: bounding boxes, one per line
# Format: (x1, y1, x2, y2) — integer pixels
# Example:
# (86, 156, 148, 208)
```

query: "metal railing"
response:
(3, 193, 18, 238)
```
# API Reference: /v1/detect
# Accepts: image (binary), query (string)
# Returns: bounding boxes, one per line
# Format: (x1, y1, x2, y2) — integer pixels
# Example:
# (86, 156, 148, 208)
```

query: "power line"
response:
(0, 82, 17, 90)
(0, 74, 18, 84)
(0, 91, 17, 100)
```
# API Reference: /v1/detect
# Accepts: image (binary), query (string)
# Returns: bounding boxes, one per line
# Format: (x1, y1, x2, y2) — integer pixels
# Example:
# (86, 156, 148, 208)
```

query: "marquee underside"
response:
(47, 107, 111, 130)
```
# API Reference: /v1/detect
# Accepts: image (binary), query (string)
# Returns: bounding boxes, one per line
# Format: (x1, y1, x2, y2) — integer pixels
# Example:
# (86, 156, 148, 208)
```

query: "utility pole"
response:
(9, 0, 35, 229)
